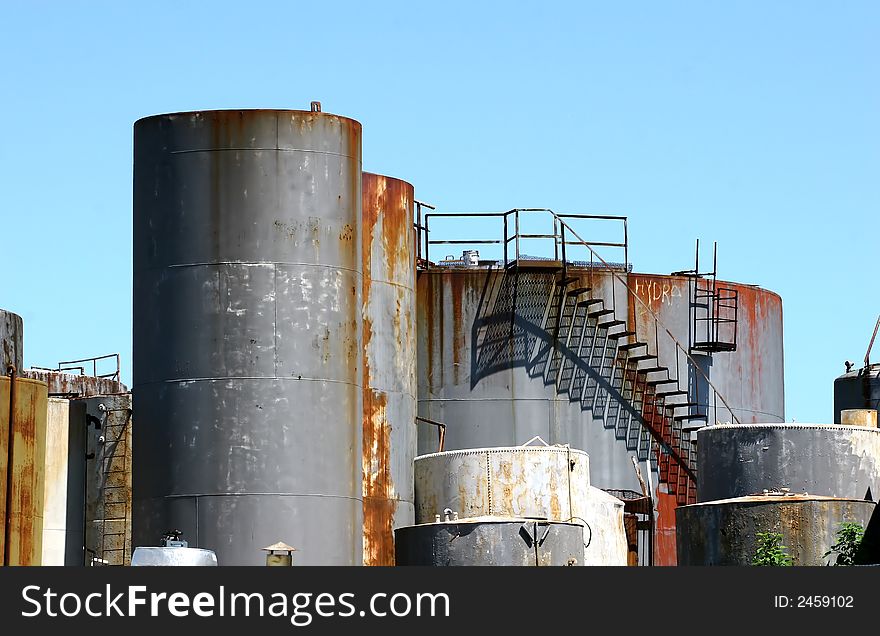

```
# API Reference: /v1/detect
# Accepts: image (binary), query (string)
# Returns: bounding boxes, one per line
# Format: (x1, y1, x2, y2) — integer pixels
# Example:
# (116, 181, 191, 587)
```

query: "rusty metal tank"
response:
(395, 517, 586, 566)
(361, 173, 417, 565)
(417, 266, 785, 565)
(1, 375, 48, 565)
(413, 445, 627, 565)
(835, 363, 880, 423)
(676, 495, 876, 565)
(133, 107, 363, 565)
(0, 310, 23, 373)
(696, 423, 880, 503)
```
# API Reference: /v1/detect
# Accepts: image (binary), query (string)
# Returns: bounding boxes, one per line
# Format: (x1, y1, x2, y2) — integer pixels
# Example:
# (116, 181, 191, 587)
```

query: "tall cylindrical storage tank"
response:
(0, 309, 23, 373)
(361, 173, 417, 565)
(133, 108, 363, 565)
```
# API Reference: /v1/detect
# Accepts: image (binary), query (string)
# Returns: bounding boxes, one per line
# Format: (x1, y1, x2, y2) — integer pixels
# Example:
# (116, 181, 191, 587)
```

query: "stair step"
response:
(577, 299, 604, 308)
(681, 420, 710, 430)
(665, 401, 699, 411)
(646, 378, 677, 387)
(618, 341, 648, 350)
(587, 308, 615, 318)
(598, 319, 627, 328)
(628, 354, 658, 363)
(566, 287, 591, 296)
(638, 366, 666, 374)
(608, 330, 637, 340)
(556, 276, 578, 286)
(674, 413, 709, 422)
(656, 389, 689, 398)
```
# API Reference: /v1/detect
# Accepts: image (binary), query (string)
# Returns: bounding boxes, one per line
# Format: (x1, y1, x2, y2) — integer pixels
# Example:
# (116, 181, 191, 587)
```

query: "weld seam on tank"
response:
(160, 493, 364, 500)
(168, 148, 357, 159)
(137, 377, 365, 387)
(419, 397, 588, 403)
(158, 262, 364, 275)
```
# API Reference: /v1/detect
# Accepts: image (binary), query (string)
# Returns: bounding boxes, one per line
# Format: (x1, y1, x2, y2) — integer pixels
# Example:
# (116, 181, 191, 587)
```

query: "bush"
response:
(753, 531, 792, 566)
(824, 523, 865, 566)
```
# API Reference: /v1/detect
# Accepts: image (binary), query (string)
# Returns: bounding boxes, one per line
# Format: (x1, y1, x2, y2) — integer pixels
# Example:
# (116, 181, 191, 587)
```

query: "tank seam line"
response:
(135, 377, 364, 388)
(157, 493, 364, 501)
(168, 148, 357, 159)
(142, 262, 364, 276)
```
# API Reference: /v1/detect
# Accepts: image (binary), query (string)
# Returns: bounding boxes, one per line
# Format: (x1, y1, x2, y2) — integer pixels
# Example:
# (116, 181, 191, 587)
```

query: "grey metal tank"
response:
(413, 445, 627, 565)
(133, 108, 363, 565)
(361, 173, 417, 565)
(835, 364, 880, 423)
(395, 518, 585, 566)
(696, 423, 880, 503)
(676, 495, 876, 566)
(0, 309, 23, 372)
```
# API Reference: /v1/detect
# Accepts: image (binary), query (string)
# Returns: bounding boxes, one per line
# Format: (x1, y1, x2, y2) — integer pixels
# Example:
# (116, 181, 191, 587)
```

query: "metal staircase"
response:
(420, 209, 740, 507)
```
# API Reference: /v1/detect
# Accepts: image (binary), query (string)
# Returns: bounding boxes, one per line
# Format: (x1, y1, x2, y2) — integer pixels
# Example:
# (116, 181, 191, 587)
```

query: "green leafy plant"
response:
(823, 522, 865, 566)
(753, 531, 792, 566)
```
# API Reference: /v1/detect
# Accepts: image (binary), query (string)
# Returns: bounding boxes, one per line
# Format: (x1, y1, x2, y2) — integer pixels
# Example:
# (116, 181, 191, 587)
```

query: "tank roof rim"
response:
(681, 494, 876, 507)
(415, 446, 590, 461)
(697, 423, 880, 433)
(134, 108, 362, 128)
(363, 171, 415, 190)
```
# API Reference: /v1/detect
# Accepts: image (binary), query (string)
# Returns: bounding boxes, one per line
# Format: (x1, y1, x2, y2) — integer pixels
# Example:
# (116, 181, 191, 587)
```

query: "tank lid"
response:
(134, 107, 361, 129)
(415, 445, 590, 461)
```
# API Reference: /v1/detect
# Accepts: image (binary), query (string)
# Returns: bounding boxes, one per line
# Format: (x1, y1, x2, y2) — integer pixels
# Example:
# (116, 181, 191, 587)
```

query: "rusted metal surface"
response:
(630, 274, 784, 425)
(22, 369, 127, 397)
(0, 376, 48, 565)
(416, 265, 784, 566)
(676, 495, 876, 565)
(395, 518, 586, 566)
(697, 423, 880, 503)
(840, 409, 877, 427)
(413, 446, 627, 565)
(0, 311, 23, 374)
(361, 173, 416, 566)
(133, 109, 363, 565)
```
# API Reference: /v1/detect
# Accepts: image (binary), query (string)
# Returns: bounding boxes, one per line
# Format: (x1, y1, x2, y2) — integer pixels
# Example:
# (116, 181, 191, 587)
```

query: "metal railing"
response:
(420, 209, 628, 272)
(547, 213, 741, 426)
(56, 353, 121, 381)
(419, 207, 739, 426)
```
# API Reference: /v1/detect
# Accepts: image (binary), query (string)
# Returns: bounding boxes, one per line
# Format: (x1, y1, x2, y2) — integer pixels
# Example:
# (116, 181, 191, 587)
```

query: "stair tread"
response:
(587, 308, 615, 317)
(556, 276, 578, 285)
(577, 299, 604, 307)
(566, 287, 591, 296)
(665, 401, 699, 410)
(607, 330, 637, 340)
(619, 341, 648, 350)
(656, 389, 689, 397)
(646, 378, 677, 386)
(638, 366, 666, 373)
(628, 354, 658, 362)
(674, 413, 709, 422)
(598, 319, 627, 328)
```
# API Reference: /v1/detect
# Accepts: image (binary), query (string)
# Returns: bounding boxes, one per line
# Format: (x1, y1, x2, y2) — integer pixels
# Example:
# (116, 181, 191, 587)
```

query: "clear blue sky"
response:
(1, 1, 876, 423)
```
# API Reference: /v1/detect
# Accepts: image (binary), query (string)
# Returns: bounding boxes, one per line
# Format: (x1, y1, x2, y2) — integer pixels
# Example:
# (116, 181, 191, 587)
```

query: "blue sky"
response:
(0, 1, 876, 422)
